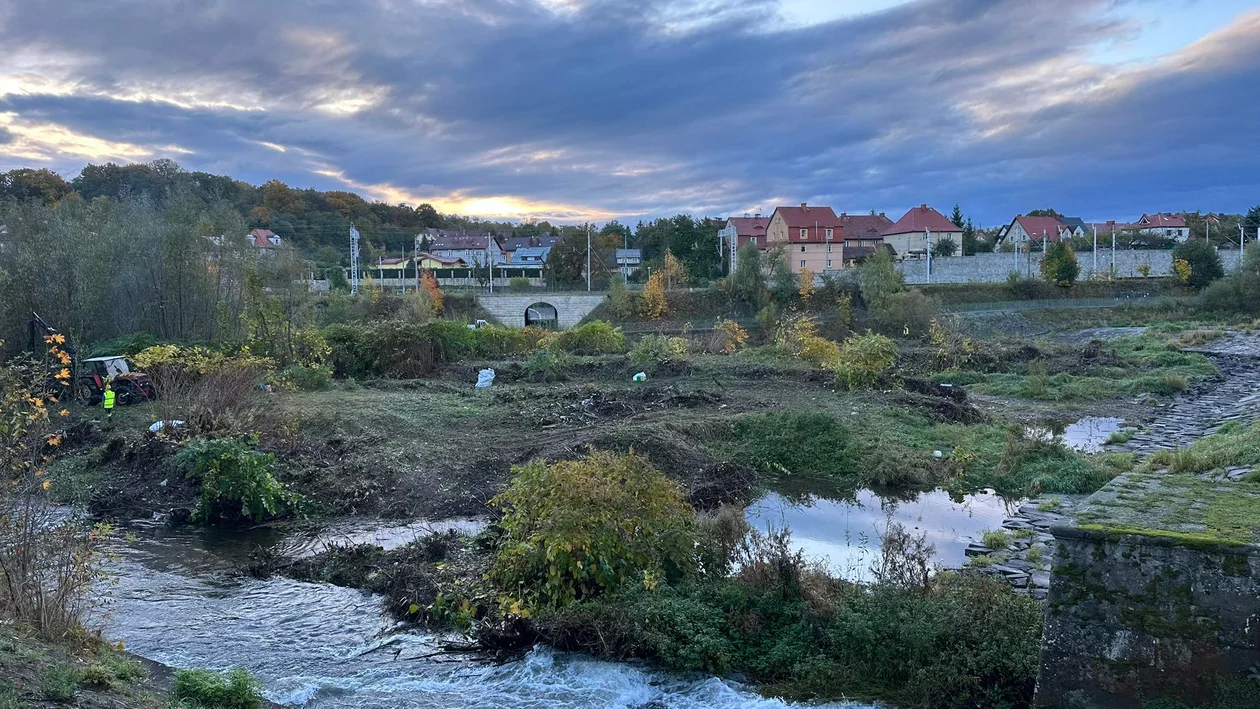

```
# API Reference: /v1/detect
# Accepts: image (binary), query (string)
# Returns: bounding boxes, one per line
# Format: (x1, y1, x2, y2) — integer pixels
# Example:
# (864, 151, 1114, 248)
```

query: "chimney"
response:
(879, 212, 886, 218)
(801, 203, 808, 210)
(920, 203, 928, 209)
(754, 213, 761, 219)
(841, 212, 847, 217)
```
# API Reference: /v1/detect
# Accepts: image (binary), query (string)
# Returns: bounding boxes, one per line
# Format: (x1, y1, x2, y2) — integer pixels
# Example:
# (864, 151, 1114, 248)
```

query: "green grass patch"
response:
(1158, 421, 1260, 475)
(981, 529, 1011, 550)
(171, 668, 264, 709)
(1081, 473, 1260, 546)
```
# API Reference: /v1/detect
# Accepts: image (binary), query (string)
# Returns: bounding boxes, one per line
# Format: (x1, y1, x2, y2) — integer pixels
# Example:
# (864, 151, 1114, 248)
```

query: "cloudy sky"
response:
(0, 0, 1257, 225)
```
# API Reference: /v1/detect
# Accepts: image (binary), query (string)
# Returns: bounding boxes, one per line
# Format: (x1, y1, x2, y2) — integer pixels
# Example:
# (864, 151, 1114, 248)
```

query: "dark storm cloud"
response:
(0, 0, 1255, 221)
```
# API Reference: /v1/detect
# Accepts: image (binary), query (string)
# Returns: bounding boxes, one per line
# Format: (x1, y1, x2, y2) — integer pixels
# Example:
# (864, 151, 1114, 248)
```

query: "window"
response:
(826, 260, 832, 268)
(800, 229, 808, 239)
(826, 228, 833, 238)
(1166, 229, 1174, 236)
(800, 245, 806, 252)
(800, 260, 806, 268)
(827, 244, 832, 252)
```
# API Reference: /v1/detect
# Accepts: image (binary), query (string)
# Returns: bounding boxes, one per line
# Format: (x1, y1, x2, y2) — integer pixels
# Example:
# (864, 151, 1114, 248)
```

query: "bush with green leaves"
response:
(489, 451, 697, 612)
(834, 332, 899, 388)
(322, 322, 546, 378)
(521, 348, 573, 383)
(551, 321, 625, 354)
(870, 290, 940, 338)
(272, 364, 333, 391)
(1171, 239, 1224, 290)
(171, 668, 264, 709)
(175, 437, 292, 524)
(629, 334, 689, 366)
(1040, 242, 1080, 286)
(732, 411, 857, 481)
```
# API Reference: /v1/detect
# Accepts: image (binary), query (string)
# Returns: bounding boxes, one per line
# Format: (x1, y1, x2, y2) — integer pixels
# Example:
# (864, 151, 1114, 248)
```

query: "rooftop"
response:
(883, 204, 961, 235)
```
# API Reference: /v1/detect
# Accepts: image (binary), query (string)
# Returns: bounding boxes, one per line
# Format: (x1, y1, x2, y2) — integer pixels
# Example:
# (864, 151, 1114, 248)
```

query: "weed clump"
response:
(834, 332, 898, 388)
(174, 437, 293, 524)
(551, 321, 625, 355)
(171, 667, 264, 709)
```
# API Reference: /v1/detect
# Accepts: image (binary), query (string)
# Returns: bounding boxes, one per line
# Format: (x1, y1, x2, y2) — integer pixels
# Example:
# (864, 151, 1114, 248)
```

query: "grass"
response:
(1037, 498, 1063, 512)
(982, 529, 1012, 550)
(171, 668, 263, 709)
(1147, 421, 1260, 475)
(41, 663, 77, 701)
(1106, 429, 1136, 445)
(1025, 546, 1043, 564)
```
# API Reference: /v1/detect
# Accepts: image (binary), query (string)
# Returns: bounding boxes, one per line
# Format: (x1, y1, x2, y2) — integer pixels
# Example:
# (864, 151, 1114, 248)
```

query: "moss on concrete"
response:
(1073, 473, 1260, 547)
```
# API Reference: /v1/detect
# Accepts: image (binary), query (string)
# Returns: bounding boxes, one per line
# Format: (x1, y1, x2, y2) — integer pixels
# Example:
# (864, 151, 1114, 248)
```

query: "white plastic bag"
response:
(475, 368, 496, 389)
(632, 372, 647, 382)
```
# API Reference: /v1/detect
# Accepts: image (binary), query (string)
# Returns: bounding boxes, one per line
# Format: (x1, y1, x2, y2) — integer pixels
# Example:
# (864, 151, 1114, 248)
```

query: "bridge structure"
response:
(476, 293, 607, 330)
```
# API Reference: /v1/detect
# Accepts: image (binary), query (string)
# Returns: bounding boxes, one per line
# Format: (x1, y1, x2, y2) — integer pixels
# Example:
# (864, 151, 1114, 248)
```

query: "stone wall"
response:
(476, 293, 606, 329)
(897, 250, 1242, 285)
(1036, 526, 1260, 708)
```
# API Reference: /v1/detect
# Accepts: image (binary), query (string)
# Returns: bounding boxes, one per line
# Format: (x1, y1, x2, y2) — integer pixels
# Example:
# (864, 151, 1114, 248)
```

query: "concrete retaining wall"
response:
(898, 250, 1242, 285)
(1036, 527, 1260, 708)
(477, 294, 606, 329)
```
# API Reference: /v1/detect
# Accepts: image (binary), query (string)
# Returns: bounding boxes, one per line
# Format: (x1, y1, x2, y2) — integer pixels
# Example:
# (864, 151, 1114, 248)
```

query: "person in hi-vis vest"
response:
(103, 383, 116, 418)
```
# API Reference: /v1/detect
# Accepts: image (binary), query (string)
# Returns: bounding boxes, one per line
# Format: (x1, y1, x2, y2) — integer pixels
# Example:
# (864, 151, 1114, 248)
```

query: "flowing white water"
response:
(100, 523, 877, 709)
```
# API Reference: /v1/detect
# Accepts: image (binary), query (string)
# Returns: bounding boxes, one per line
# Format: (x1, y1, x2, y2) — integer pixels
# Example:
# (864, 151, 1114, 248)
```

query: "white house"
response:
(1132, 213, 1189, 242)
(881, 204, 962, 259)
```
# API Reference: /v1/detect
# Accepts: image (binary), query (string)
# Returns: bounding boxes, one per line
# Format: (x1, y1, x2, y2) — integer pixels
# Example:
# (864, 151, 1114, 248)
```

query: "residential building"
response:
(415, 253, 467, 270)
(719, 215, 770, 272)
(838, 212, 894, 248)
(765, 203, 846, 273)
(1059, 217, 1088, 238)
(375, 256, 410, 283)
(1132, 213, 1189, 241)
(1002, 215, 1069, 246)
(512, 246, 552, 265)
(881, 204, 962, 259)
(501, 234, 560, 261)
(419, 228, 505, 266)
(247, 227, 283, 257)
(615, 248, 642, 275)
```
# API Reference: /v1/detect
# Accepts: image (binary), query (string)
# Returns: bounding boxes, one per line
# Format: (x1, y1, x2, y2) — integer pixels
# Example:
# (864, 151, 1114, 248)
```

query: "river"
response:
(99, 520, 876, 708)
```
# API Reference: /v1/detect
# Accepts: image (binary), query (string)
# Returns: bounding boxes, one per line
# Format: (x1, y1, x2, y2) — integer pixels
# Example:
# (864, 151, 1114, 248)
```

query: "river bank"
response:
(35, 315, 1241, 707)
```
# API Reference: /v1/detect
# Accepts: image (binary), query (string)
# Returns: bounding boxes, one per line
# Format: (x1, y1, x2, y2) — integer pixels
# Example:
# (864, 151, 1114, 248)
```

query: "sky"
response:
(0, 0, 1257, 227)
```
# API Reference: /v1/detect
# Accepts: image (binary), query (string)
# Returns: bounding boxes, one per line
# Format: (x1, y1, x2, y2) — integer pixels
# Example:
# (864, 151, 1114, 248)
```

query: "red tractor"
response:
(76, 356, 155, 406)
(29, 312, 155, 407)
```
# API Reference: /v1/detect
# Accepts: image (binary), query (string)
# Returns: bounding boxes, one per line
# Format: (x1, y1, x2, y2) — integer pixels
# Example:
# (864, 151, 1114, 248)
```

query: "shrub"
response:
(859, 248, 904, 311)
(490, 452, 697, 612)
(1200, 277, 1244, 313)
(271, 364, 333, 391)
(521, 348, 573, 383)
(798, 268, 815, 301)
(552, 321, 625, 354)
(41, 664, 77, 701)
(1171, 239, 1224, 290)
(322, 322, 545, 379)
(729, 243, 768, 308)
(175, 437, 292, 525)
(133, 345, 272, 428)
(629, 334, 689, 366)
(77, 663, 114, 688)
(799, 336, 841, 368)
(640, 272, 668, 319)
(605, 276, 634, 318)
(1040, 242, 1080, 286)
(870, 290, 940, 338)
(171, 668, 264, 709)
(509, 277, 532, 293)
(931, 238, 957, 257)
(755, 303, 778, 333)
(834, 332, 899, 389)
(707, 319, 748, 354)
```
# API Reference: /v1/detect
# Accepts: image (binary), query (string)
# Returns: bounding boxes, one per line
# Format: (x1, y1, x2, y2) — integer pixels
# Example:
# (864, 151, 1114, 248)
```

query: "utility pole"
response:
(925, 228, 932, 284)
(1092, 225, 1098, 275)
(586, 223, 592, 292)
(486, 233, 494, 294)
(349, 226, 360, 295)
(1111, 225, 1117, 275)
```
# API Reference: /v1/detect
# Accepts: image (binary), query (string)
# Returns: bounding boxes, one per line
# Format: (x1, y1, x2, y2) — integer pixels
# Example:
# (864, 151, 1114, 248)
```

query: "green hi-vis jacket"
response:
(103, 389, 116, 409)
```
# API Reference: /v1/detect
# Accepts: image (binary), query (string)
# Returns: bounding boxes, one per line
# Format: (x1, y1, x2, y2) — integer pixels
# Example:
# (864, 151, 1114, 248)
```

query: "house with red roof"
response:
(723, 215, 771, 251)
(1002, 215, 1071, 247)
(246, 228, 283, 257)
(1132, 213, 1189, 241)
(838, 212, 894, 248)
(881, 205, 962, 259)
(765, 203, 846, 273)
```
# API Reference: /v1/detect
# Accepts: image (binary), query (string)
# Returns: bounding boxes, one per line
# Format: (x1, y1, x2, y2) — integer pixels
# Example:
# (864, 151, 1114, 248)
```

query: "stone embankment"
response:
(964, 332, 1260, 597)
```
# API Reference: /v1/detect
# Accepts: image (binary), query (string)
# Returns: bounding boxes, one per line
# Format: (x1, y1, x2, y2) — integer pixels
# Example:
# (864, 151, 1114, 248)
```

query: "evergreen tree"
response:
(950, 204, 965, 229)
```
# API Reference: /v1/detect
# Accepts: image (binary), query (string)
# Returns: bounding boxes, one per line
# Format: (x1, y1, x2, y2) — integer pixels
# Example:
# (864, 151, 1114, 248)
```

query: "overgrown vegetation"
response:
(171, 668, 264, 709)
(173, 437, 294, 524)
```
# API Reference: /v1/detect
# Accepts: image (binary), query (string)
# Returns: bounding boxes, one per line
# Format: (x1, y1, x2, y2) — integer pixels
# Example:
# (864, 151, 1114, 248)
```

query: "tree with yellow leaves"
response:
(661, 250, 688, 291)
(640, 272, 668, 319)
(0, 336, 107, 639)
(799, 268, 815, 302)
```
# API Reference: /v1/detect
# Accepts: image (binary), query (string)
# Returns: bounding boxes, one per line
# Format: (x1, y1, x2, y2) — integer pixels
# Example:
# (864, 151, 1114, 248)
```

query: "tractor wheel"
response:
(75, 380, 98, 406)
